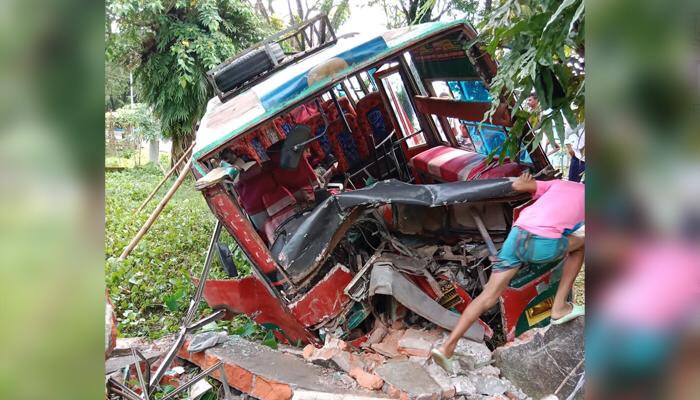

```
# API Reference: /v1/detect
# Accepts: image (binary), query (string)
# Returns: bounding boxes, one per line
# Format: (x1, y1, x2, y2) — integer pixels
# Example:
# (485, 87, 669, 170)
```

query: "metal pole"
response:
(470, 207, 498, 256)
(330, 90, 352, 140)
(185, 221, 223, 324)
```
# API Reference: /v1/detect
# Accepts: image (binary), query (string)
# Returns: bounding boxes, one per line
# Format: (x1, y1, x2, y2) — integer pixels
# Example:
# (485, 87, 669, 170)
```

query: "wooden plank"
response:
(413, 95, 512, 127)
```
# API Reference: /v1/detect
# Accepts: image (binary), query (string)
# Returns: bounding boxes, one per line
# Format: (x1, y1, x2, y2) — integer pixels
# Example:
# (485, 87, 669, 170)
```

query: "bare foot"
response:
(551, 302, 573, 320)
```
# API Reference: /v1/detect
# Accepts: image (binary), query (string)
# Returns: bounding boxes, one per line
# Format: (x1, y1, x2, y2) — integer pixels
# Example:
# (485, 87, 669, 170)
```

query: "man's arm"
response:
(566, 143, 575, 157)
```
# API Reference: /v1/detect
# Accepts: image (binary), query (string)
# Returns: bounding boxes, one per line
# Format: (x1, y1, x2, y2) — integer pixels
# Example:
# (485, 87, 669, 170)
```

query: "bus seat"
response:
(326, 115, 368, 174)
(356, 92, 394, 144)
(268, 152, 317, 204)
(322, 96, 356, 121)
(410, 145, 525, 182)
(233, 163, 276, 230)
(262, 186, 297, 217)
(247, 131, 271, 162)
(229, 142, 262, 163)
(273, 116, 293, 139)
(297, 113, 330, 166)
(289, 102, 320, 124)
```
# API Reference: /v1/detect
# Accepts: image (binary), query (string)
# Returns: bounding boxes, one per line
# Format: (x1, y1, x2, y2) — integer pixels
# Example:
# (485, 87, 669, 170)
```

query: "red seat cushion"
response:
(262, 186, 299, 244)
(410, 146, 485, 182)
(356, 92, 395, 144)
(263, 206, 297, 244)
(322, 97, 355, 121)
(410, 145, 526, 182)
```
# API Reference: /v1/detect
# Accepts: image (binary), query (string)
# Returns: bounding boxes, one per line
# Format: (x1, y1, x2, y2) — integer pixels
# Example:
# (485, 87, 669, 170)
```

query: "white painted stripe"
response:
(427, 149, 464, 176)
(456, 158, 483, 181)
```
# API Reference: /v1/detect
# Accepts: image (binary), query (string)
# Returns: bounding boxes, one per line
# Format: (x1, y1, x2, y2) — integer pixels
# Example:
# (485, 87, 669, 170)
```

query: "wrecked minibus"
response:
(191, 15, 562, 348)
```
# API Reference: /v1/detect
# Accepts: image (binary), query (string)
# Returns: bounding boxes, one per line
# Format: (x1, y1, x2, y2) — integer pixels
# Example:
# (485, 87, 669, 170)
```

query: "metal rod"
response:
(133, 348, 152, 391)
(161, 362, 224, 400)
(150, 221, 224, 389)
(187, 309, 226, 331)
(470, 207, 498, 256)
(218, 362, 234, 399)
(330, 90, 352, 140)
(107, 377, 142, 400)
(185, 220, 223, 325)
(149, 326, 187, 389)
(131, 348, 150, 400)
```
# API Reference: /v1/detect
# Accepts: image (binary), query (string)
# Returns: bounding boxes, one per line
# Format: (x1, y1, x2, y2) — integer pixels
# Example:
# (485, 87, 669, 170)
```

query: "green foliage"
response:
(370, 0, 480, 28)
(105, 61, 130, 111)
(109, 103, 162, 142)
(105, 165, 251, 338)
(106, 0, 267, 141)
(478, 0, 584, 160)
(319, 0, 351, 30)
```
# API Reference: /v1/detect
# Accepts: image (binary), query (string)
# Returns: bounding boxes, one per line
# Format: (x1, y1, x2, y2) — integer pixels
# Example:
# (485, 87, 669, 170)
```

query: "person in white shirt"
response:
(565, 125, 585, 182)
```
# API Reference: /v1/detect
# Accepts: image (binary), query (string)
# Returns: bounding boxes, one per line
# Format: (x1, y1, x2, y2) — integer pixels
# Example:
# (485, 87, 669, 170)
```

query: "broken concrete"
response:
(349, 367, 385, 390)
(450, 376, 477, 397)
(375, 360, 442, 400)
(371, 328, 404, 358)
(470, 375, 507, 396)
(179, 335, 383, 400)
(453, 338, 492, 368)
(105, 349, 164, 374)
(493, 317, 584, 400)
(397, 328, 442, 357)
(425, 362, 457, 398)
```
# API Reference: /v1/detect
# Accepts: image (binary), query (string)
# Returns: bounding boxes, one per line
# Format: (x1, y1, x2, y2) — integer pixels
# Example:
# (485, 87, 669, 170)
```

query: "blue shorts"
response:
(492, 227, 569, 271)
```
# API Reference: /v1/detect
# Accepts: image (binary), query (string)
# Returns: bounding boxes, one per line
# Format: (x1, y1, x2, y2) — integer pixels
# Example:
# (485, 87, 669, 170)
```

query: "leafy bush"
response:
(109, 103, 161, 142)
(105, 165, 251, 338)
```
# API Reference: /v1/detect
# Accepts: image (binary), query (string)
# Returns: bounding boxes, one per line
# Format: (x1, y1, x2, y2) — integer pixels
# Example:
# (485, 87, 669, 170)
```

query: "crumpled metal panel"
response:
(369, 263, 485, 342)
(288, 264, 354, 327)
(275, 178, 526, 284)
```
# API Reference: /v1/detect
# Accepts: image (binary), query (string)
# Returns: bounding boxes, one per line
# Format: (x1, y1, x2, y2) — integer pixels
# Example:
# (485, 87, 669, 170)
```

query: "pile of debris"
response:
(299, 324, 528, 400)
(107, 316, 585, 400)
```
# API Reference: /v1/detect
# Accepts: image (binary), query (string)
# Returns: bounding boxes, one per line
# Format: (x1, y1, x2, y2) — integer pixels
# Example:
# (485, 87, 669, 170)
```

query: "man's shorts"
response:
(492, 227, 569, 271)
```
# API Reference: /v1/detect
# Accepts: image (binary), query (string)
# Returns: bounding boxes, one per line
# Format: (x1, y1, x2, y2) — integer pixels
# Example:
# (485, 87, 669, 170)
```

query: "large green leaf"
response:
(544, 0, 578, 31)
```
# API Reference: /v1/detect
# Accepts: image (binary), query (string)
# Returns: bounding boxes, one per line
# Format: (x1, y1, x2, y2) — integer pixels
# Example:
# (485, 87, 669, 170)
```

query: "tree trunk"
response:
(148, 138, 160, 164)
(171, 133, 195, 174)
(484, 0, 493, 13)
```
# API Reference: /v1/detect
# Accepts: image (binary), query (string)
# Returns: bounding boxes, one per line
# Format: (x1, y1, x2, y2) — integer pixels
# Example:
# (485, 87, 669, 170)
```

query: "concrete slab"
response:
(178, 335, 389, 400)
(375, 360, 442, 400)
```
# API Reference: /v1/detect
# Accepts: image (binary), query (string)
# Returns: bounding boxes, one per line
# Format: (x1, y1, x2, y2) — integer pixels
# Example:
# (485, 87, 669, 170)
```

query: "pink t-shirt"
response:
(514, 180, 585, 238)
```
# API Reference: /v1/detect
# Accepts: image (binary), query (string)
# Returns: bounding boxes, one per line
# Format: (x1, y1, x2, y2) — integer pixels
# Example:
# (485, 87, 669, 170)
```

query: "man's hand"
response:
(512, 171, 537, 193)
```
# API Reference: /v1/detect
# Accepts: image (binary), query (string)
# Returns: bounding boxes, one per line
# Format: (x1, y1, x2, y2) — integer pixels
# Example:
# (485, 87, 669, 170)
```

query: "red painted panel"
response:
(204, 186, 281, 278)
(202, 277, 316, 344)
(289, 265, 354, 327)
(500, 269, 555, 341)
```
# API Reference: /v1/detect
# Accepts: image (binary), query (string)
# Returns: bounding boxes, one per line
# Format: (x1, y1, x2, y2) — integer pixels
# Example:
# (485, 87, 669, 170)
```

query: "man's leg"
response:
(438, 267, 520, 358)
(569, 156, 582, 182)
(551, 235, 585, 319)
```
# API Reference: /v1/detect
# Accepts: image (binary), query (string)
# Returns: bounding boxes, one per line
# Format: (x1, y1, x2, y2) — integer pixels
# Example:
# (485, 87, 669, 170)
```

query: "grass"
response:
(105, 161, 250, 338)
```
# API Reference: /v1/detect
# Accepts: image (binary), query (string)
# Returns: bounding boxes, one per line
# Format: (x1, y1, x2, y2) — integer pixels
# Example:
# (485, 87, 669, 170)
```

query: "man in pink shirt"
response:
(432, 172, 585, 372)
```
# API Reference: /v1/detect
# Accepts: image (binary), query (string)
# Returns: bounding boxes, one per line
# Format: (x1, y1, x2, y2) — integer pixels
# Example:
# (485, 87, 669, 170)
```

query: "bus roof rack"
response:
(206, 14, 337, 102)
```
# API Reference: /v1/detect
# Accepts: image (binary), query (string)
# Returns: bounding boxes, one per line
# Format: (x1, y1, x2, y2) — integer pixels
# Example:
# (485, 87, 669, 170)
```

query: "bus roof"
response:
(193, 20, 465, 162)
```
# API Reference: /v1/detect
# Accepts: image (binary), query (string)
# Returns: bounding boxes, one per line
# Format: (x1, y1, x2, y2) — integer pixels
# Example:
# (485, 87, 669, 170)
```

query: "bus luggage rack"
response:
(207, 14, 337, 102)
